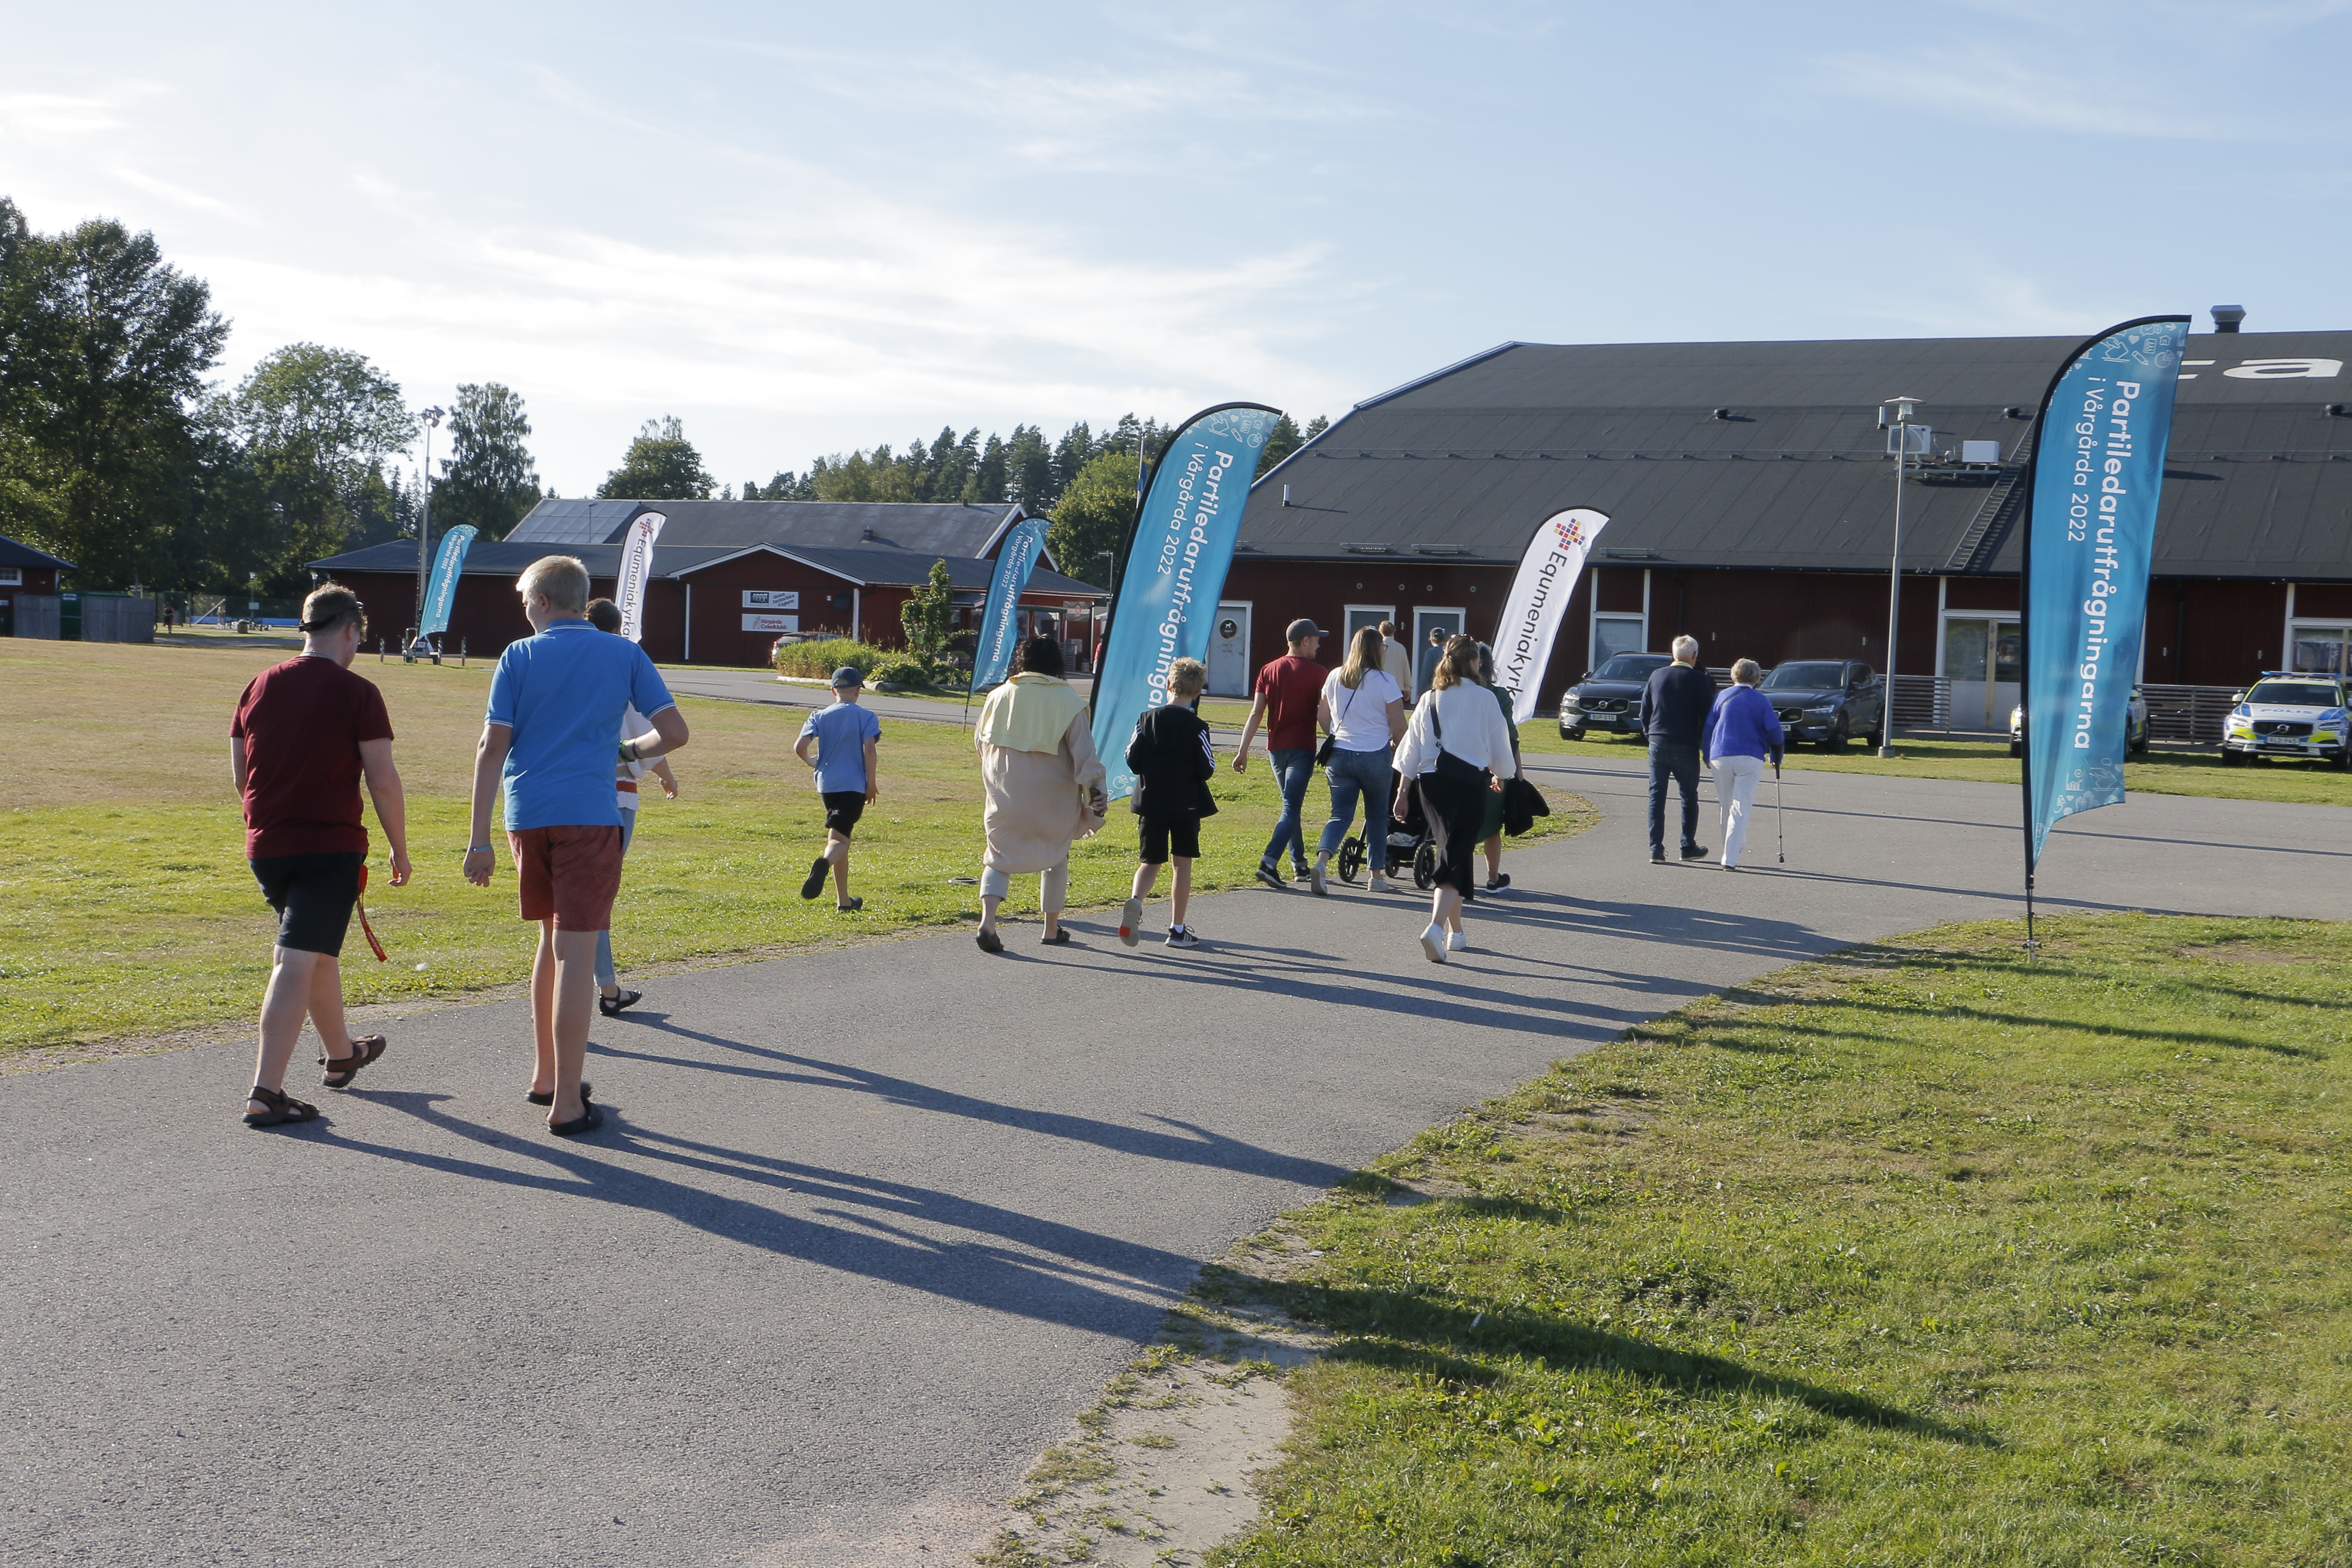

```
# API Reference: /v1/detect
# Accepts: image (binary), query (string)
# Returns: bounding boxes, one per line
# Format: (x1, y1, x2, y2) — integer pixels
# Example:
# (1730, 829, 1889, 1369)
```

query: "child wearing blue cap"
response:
(793, 666, 882, 911)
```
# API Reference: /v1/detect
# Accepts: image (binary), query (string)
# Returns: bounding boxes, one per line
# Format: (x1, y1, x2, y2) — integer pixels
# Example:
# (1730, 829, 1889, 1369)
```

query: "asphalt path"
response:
(6, 757, 2347, 1566)
(660, 671, 1096, 728)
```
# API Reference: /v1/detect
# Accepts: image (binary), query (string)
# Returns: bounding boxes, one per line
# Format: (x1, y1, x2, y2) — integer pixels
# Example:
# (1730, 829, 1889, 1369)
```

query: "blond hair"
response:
(1428, 634, 1480, 691)
(1339, 625, 1383, 689)
(1167, 656, 1207, 698)
(518, 555, 591, 614)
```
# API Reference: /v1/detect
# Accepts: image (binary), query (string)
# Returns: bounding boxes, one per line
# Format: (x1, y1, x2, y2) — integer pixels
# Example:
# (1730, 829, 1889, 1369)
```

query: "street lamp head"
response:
(421, 405, 447, 427)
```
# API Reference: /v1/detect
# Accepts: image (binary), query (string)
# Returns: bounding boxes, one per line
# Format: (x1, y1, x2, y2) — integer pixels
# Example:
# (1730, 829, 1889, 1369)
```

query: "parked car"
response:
(2220, 673, 2352, 769)
(1558, 652, 1674, 741)
(1758, 660, 1885, 751)
(2009, 689, 2149, 758)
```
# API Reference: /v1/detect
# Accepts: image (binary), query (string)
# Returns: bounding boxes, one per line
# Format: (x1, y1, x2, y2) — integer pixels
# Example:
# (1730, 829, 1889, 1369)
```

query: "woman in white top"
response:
(1309, 626, 1407, 894)
(1392, 635, 1518, 964)
(587, 600, 677, 1017)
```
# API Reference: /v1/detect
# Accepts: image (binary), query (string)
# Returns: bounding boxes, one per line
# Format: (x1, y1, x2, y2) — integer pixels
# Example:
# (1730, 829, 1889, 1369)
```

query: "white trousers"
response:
(1710, 753, 1767, 867)
(980, 859, 1069, 914)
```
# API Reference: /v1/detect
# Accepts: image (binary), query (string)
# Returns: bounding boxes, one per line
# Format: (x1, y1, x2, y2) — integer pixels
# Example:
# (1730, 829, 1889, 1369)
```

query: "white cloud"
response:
(112, 167, 253, 222)
(1810, 47, 2246, 139)
(0, 92, 128, 138)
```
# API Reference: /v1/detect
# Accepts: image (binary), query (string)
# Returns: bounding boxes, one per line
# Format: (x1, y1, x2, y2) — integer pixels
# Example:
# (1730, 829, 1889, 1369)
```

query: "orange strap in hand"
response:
(356, 864, 389, 962)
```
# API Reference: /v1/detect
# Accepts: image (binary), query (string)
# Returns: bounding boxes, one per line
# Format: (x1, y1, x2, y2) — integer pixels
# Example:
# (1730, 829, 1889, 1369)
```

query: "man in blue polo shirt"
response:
(464, 555, 688, 1136)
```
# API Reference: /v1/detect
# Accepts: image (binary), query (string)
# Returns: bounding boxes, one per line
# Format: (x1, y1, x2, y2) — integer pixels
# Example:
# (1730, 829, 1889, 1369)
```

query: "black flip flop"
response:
(527, 1081, 593, 1109)
(799, 856, 830, 900)
(598, 989, 641, 1017)
(549, 1104, 604, 1138)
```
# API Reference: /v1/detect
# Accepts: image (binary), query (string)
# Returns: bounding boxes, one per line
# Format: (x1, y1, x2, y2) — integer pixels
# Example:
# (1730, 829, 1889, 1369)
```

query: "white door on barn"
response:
(1207, 603, 1253, 697)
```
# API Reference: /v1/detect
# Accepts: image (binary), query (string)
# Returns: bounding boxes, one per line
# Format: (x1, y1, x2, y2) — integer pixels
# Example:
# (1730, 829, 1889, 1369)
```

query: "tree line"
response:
(602, 410, 1327, 591)
(0, 199, 543, 597)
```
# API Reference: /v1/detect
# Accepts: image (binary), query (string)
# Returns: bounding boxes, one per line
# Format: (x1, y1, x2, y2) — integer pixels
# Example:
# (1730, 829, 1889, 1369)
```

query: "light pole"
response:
(413, 405, 446, 649)
(1877, 396, 1923, 758)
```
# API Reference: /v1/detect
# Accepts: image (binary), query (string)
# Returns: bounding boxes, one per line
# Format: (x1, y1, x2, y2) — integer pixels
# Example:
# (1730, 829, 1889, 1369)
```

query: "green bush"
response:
(772, 637, 886, 679)
(867, 656, 940, 688)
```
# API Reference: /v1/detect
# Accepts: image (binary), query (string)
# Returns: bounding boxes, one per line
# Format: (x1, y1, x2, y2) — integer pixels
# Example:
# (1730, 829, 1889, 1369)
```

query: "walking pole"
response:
(1775, 763, 1785, 864)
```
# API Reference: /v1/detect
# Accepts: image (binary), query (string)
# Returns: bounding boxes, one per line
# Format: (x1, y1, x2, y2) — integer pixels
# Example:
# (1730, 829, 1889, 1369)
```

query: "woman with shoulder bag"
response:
(1119, 657, 1218, 948)
(1392, 635, 1518, 964)
(1474, 642, 1524, 891)
(1308, 626, 1406, 895)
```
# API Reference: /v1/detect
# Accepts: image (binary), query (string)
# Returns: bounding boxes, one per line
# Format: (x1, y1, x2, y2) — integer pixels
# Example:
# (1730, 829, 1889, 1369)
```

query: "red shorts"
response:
(507, 824, 624, 930)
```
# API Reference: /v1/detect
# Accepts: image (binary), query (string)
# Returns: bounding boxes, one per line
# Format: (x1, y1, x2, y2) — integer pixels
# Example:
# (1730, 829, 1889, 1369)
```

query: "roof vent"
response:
(1412, 544, 1469, 556)
(1712, 407, 1732, 420)
(2326, 403, 2346, 417)
(861, 527, 876, 541)
(2211, 305, 2246, 334)
(2002, 406, 2029, 420)
(1342, 542, 1393, 555)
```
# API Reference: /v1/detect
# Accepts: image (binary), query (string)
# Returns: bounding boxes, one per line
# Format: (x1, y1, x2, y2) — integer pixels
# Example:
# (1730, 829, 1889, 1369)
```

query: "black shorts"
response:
(1139, 814, 1200, 865)
(250, 851, 365, 956)
(822, 790, 867, 836)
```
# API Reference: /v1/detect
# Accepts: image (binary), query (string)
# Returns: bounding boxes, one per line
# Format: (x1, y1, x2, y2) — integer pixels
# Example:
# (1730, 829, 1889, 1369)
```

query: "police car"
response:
(2220, 673, 2352, 769)
(2010, 689, 2148, 758)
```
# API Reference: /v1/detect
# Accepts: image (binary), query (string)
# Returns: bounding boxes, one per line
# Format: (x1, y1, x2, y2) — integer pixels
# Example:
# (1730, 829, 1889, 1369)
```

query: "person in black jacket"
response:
(1120, 657, 1218, 948)
(1635, 634, 1716, 863)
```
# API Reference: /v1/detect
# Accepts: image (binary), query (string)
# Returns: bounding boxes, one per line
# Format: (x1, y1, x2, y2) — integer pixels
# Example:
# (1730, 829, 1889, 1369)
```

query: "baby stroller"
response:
(1335, 769, 1439, 890)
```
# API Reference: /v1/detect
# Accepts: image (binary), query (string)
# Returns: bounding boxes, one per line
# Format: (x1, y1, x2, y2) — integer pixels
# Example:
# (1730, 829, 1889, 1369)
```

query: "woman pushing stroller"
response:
(1393, 635, 1518, 964)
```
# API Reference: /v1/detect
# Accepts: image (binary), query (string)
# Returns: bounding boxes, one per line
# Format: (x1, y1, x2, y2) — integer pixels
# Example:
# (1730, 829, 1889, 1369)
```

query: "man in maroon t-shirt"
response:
(228, 584, 411, 1129)
(1233, 618, 1328, 889)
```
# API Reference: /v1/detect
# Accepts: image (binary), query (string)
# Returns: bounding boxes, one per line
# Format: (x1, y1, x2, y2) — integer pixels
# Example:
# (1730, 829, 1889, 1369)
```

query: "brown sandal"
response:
(319, 1035, 387, 1089)
(243, 1085, 318, 1129)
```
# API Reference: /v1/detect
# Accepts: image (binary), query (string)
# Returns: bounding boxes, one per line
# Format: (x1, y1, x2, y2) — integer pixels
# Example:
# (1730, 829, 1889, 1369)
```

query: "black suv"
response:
(1559, 652, 1673, 741)
(1759, 660, 1886, 751)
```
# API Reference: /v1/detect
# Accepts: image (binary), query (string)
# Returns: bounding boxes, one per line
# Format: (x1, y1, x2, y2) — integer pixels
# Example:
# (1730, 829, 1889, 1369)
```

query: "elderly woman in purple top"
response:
(1702, 658, 1785, 872)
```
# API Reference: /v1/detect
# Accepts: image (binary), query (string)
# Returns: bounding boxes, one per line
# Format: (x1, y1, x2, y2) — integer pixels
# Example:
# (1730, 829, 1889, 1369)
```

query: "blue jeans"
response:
(1648, 741, 1701, 851)
(1317, 744, 1394, 856)
(1260, 748, 1314, 870)
(593, 812, 636, 987)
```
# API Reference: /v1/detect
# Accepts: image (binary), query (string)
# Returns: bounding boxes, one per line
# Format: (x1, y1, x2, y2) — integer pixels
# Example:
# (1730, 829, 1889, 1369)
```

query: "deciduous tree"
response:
(434, 382, 540, 539)
(599, 415, 714, 499)
(1048, 450, 1138, 594)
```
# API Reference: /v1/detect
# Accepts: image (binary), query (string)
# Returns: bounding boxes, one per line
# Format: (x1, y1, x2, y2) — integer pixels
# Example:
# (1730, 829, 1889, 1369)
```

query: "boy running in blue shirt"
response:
(794, 667, 882, 912)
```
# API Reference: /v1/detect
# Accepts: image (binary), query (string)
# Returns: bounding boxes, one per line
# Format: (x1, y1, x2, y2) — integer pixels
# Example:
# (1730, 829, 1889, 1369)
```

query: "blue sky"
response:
(6, 0, 2349, 495)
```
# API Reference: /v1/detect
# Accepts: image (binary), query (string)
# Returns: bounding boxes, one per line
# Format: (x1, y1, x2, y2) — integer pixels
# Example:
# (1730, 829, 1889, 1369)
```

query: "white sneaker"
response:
(1419, 922, 1447, 965)
(1445, 930, 1467, 952)
(1368, 876, 1393, 894)
(1118, 897, 1143, 947)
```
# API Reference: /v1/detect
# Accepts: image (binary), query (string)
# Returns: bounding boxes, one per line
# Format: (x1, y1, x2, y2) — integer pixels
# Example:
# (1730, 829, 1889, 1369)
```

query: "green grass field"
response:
(1204, 913, 2352, 1567)
(1519, 725, 2352, 807)
(0, 638, 1592, 1053)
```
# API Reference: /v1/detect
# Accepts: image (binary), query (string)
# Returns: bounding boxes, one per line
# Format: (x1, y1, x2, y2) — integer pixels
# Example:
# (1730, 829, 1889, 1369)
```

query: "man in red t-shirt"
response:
(1233, 618, 1328, 889)
(227, 584, 411, 1129)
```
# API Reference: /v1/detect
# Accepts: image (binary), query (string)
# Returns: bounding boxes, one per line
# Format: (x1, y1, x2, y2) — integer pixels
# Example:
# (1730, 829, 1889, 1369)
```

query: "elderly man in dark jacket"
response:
(1635, 635, 1716, 863)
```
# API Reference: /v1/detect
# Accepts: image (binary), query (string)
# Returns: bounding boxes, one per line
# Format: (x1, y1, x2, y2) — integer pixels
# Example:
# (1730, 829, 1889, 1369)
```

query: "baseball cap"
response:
(1285, 619, 1327, 641)
(830, 666, 865, 688)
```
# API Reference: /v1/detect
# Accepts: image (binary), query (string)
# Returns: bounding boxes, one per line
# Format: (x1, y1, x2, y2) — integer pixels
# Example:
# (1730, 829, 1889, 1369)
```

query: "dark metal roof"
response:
(1243, 331, 2352, 579)
(0, 534, 75, 571)
(507, 499, 1029, 561)
(306, 539, 1099, 595)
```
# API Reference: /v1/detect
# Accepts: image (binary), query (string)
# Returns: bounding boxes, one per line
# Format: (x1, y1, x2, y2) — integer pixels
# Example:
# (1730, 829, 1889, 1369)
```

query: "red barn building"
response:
(309, 499, 1102, 666)
(1217, 318, 2352, 737)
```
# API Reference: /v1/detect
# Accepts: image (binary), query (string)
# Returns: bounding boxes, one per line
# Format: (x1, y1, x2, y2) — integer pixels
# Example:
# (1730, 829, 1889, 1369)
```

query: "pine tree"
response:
(1050, 421, 1096, 501)
(967, 432, 1008, 505)
(1305, 414, 1329, 439)
(1005, 425, 1054, 511)
(1255, 413, 1304, 478)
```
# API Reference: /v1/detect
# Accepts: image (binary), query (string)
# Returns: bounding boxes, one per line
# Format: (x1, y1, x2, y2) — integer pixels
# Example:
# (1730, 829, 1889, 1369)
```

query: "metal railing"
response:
(2138, 684, 2242, 747)
(1890, 674, 1951, 729)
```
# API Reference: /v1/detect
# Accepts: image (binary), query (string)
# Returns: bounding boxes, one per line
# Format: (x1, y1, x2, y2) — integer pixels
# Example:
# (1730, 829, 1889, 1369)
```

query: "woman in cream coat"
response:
(1392, 635, 1519, 965)
(973, 635, 1106, 952)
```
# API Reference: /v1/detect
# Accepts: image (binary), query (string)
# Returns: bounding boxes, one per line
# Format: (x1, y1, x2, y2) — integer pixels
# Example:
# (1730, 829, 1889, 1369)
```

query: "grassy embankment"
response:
(0, 638, 1592, 1054)
(1199, 913, 2352, 1566)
